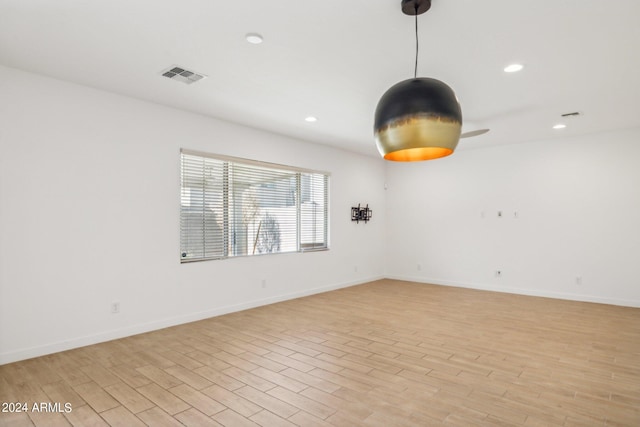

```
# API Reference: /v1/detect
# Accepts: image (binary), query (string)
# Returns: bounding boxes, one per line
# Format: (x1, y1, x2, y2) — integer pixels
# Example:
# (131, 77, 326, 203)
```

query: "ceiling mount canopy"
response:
(374, 0, 462, 162)
(401, 0, 431, 15)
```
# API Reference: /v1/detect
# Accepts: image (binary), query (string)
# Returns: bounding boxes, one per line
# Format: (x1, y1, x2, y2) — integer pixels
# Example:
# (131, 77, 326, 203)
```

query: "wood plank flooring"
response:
(1, 279, 639, 426)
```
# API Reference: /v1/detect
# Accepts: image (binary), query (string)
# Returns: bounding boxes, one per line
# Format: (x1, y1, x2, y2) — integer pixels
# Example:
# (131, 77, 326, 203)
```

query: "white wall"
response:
(385, 128, 640, 307)
(0, 66, 387, 364)
(3, 64, 639, 365)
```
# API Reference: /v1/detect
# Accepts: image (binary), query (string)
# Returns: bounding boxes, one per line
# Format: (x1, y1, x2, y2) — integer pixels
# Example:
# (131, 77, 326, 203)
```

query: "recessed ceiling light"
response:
(553, 123, 567, 129)
(245, 33, 263, 44)
(504, 63, 524, 73)
(305, 116, 318, 123)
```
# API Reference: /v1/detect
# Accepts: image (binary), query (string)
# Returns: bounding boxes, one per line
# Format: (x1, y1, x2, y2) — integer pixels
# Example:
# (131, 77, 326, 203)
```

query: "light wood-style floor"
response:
(1, 279, 639, 426)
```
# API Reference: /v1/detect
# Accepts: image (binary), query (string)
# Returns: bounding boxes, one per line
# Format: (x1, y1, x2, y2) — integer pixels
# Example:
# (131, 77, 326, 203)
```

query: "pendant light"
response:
(374, 0, 462, 162)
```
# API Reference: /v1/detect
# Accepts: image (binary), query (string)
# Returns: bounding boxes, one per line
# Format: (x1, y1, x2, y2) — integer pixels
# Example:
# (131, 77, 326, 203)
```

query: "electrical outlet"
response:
(111, 301, 120, 314)
(495, 270, 502, 278)
(354, 265, 358, 273)
(261, 279, 266, 288)
(576, 276, 582, 286)
(417, 263, 422, 271)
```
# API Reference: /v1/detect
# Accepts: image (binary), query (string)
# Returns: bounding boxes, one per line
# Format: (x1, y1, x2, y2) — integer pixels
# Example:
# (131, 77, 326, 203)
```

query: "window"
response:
(180, 150, 329, 262)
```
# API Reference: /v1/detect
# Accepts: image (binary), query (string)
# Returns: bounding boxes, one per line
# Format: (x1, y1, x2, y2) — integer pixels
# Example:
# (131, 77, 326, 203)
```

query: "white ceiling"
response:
(2, 0, 640, 157)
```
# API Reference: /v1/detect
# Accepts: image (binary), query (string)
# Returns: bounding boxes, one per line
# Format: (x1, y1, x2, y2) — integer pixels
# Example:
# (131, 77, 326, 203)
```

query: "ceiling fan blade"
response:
(460, 128, 490, 138)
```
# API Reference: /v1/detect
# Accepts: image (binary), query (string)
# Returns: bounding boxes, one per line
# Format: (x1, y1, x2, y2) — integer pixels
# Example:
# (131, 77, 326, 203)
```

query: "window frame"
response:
(180, 149, 330, 263)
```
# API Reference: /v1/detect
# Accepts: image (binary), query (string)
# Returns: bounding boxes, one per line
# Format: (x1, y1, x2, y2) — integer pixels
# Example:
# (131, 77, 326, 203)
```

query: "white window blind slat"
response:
(300, 173, 328, 250)
(180, 154, 225, 261)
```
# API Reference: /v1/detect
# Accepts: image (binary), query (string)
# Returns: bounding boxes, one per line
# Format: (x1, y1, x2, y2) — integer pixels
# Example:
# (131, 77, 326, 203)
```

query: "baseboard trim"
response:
(0, 275, 383, 365)
(385, 274, 640, 308)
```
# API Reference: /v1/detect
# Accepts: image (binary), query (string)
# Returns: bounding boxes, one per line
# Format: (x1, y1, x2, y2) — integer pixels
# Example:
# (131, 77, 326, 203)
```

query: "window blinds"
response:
(180, 150, 329, 262)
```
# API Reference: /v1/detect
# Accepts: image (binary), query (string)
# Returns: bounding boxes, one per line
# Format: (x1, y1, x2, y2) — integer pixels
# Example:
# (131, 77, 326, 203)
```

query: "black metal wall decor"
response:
(351, 204, 372, 224)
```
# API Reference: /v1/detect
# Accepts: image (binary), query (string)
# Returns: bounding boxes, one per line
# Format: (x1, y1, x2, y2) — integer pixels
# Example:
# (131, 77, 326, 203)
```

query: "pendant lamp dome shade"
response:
(374, 0, 463, 162)
(375, 78, 462, 162)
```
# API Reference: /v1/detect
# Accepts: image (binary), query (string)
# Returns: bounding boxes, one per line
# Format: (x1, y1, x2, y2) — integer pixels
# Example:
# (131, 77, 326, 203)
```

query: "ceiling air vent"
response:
(161, 66, 206, 85)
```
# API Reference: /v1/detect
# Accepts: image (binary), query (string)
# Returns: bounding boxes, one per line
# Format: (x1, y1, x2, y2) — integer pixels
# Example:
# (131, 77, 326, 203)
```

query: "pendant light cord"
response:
(414, 4, 419, 79)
